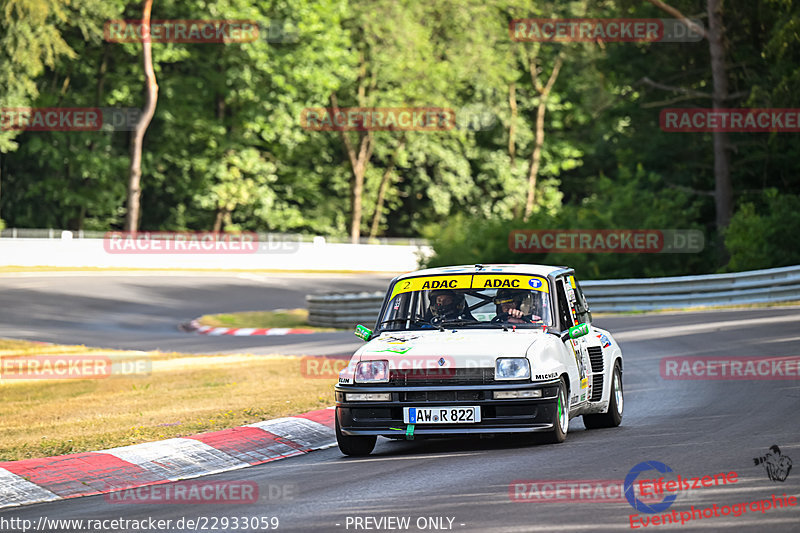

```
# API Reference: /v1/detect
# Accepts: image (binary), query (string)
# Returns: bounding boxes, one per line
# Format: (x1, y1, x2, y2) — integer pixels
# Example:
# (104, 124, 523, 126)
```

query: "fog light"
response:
(345, 393, 392, 401)
(493, 390, 542, 399)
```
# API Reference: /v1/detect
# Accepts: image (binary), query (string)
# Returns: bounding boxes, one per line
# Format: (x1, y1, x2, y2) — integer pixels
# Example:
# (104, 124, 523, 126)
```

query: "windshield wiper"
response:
(435, 319, 480, 327)
(378, 318, 428, 327)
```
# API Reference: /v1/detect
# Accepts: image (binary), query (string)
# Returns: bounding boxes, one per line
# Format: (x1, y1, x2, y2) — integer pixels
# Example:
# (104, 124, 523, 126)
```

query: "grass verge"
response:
(0, 339, 334, 462)
(196, 308, 340, 331)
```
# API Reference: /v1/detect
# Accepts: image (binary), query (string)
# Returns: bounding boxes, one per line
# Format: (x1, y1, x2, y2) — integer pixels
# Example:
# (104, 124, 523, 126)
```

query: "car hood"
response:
(355, 328, 547, 368)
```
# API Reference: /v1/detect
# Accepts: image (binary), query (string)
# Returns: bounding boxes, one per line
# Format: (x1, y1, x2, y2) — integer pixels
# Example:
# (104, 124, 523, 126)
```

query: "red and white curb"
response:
(182, 319, 315, 336)
(0, 408, 335, 509)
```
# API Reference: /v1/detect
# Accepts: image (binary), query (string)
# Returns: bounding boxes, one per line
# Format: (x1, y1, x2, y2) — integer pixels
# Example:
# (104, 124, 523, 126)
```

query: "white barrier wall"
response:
(0, 238, 433, 272)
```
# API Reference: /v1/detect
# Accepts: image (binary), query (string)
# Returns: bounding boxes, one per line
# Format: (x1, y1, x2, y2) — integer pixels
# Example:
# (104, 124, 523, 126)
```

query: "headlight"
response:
(355, 360, 389, 383)
(495, 358, 531, 380)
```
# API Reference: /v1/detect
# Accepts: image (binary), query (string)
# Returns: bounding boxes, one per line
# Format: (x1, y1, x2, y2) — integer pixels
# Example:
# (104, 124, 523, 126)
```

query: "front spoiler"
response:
(341, 424, 555, 437)
(335, 379, 560, 438)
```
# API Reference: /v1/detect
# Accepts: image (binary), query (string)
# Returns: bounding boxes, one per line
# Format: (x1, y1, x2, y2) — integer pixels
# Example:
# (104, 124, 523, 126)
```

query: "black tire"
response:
(335, 411, 377, 456)
(538, 377, 569, 444)
(583, 362, 623, 429)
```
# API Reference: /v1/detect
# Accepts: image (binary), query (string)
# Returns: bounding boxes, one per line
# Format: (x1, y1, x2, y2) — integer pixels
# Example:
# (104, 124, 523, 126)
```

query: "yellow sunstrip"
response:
(390, 274, 549, 299)
(390, 275, 472, 299)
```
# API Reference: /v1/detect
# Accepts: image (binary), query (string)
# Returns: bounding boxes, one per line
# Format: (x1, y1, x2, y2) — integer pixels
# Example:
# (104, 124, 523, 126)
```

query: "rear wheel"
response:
(583, 362, 623, 429)
(335, 410, 376, 456)
(538, 377, 569, 444)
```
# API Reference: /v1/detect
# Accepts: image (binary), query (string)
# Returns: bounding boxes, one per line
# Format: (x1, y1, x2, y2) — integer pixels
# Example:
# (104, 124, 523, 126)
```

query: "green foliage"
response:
(425, 165, 714, 279)
(724, 191, 800, 272)
(0, 0, 797, 276)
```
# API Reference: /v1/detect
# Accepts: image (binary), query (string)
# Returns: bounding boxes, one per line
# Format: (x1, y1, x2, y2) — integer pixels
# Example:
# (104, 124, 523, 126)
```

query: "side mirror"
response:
(354, 324, 373, 341)
(560, 322, 589, 342)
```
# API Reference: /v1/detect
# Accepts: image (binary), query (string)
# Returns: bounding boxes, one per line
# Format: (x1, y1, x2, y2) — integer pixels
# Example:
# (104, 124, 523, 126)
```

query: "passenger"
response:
(493, 289, 542, 324)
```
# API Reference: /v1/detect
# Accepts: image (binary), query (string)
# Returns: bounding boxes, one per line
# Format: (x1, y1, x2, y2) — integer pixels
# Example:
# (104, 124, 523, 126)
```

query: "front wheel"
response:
(583, 362, 623, 429)
(336, 411, 376, 456)
(538, 377, 569, 444)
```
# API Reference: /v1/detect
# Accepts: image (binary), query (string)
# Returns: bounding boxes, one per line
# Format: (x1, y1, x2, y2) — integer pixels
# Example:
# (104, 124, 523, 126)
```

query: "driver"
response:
(428, 289, 474, 321)
(493, 289, 541, 324)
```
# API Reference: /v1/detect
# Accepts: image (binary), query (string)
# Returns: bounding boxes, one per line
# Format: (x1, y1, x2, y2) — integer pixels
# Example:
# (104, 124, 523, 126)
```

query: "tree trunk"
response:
(707, 0, 732, 238)
(213, 208, 226, 233)
(369, 140, 404, 239)
(647, 0, 733, 246)
(508, 82, 517, 169)
(524, 55, 562, 221)
(330, 92, 373, 243)
(125, 0, 159, 234)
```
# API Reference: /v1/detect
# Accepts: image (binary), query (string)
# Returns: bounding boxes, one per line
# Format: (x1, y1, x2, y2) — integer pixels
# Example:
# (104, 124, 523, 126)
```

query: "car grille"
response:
(591, 374, 604, 401)
(588, 346, 604, 401)
(403, 390, 486, 402)
(588, 346, 604, 373)
(387, 367, 496, 386)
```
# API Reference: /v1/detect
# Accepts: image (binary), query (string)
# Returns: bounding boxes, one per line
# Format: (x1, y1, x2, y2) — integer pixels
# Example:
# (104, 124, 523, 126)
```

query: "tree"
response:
(644, 0, 732, 241)
(125, 0, 158, 233)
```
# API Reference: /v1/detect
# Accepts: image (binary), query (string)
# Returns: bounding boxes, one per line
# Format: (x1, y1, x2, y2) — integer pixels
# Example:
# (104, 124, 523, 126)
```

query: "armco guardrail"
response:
(306, 265, 800, 327)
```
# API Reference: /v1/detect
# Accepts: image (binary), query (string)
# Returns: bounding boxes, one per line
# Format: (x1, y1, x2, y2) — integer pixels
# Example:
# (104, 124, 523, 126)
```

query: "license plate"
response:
(403, 406, 481, 424)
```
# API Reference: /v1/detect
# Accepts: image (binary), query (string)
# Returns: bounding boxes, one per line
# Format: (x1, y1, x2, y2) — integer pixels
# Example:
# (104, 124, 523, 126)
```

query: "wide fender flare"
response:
(526, 334, 578, 395)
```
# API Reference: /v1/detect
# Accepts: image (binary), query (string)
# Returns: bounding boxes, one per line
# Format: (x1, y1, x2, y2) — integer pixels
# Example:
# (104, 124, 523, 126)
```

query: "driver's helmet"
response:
(493, 289, 534, 315)
(429, 289, 466, 318)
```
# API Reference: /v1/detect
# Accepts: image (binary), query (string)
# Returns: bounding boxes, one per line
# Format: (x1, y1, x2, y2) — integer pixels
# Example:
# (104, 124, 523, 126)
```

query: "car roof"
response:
(396, 264, 570, 280)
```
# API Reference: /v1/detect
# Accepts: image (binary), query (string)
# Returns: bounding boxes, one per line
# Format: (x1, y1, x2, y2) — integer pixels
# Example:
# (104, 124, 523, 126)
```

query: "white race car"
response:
(334, 263, 623, 456)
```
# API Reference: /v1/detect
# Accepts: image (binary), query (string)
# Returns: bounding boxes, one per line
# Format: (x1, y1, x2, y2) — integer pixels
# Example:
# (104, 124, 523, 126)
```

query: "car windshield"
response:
(378, 274, 552, 331)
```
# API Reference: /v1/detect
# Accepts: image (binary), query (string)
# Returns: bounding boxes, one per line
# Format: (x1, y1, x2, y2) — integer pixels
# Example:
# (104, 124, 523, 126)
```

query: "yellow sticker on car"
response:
(472, 274, 548, 293)
(390, 274, 548, 299)
(569, 275, 576, 289)
(390, 275, 473, 299)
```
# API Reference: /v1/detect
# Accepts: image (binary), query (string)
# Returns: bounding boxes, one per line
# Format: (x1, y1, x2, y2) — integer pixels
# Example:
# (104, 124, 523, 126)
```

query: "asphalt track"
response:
(0, 272, 392, 356)
(1, 273, 799, 532)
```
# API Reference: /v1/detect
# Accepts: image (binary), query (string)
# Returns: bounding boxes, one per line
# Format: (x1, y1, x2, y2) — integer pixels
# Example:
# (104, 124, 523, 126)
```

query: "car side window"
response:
(572, 277, 592, 325)
(555, 279, 574, 331)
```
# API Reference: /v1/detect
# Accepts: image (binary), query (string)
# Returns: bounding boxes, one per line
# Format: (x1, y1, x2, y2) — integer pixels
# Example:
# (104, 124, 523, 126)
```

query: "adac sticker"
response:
(569, 275, 576, 289)
(580, 377, 588, 389)
(391, 274, 548, 298)
(473, 274, 549, 293)
(390, 275, 472, 299)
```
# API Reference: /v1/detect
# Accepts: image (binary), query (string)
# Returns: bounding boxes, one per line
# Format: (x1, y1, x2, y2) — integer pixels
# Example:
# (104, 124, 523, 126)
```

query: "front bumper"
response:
(335, 380, 560, 437)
